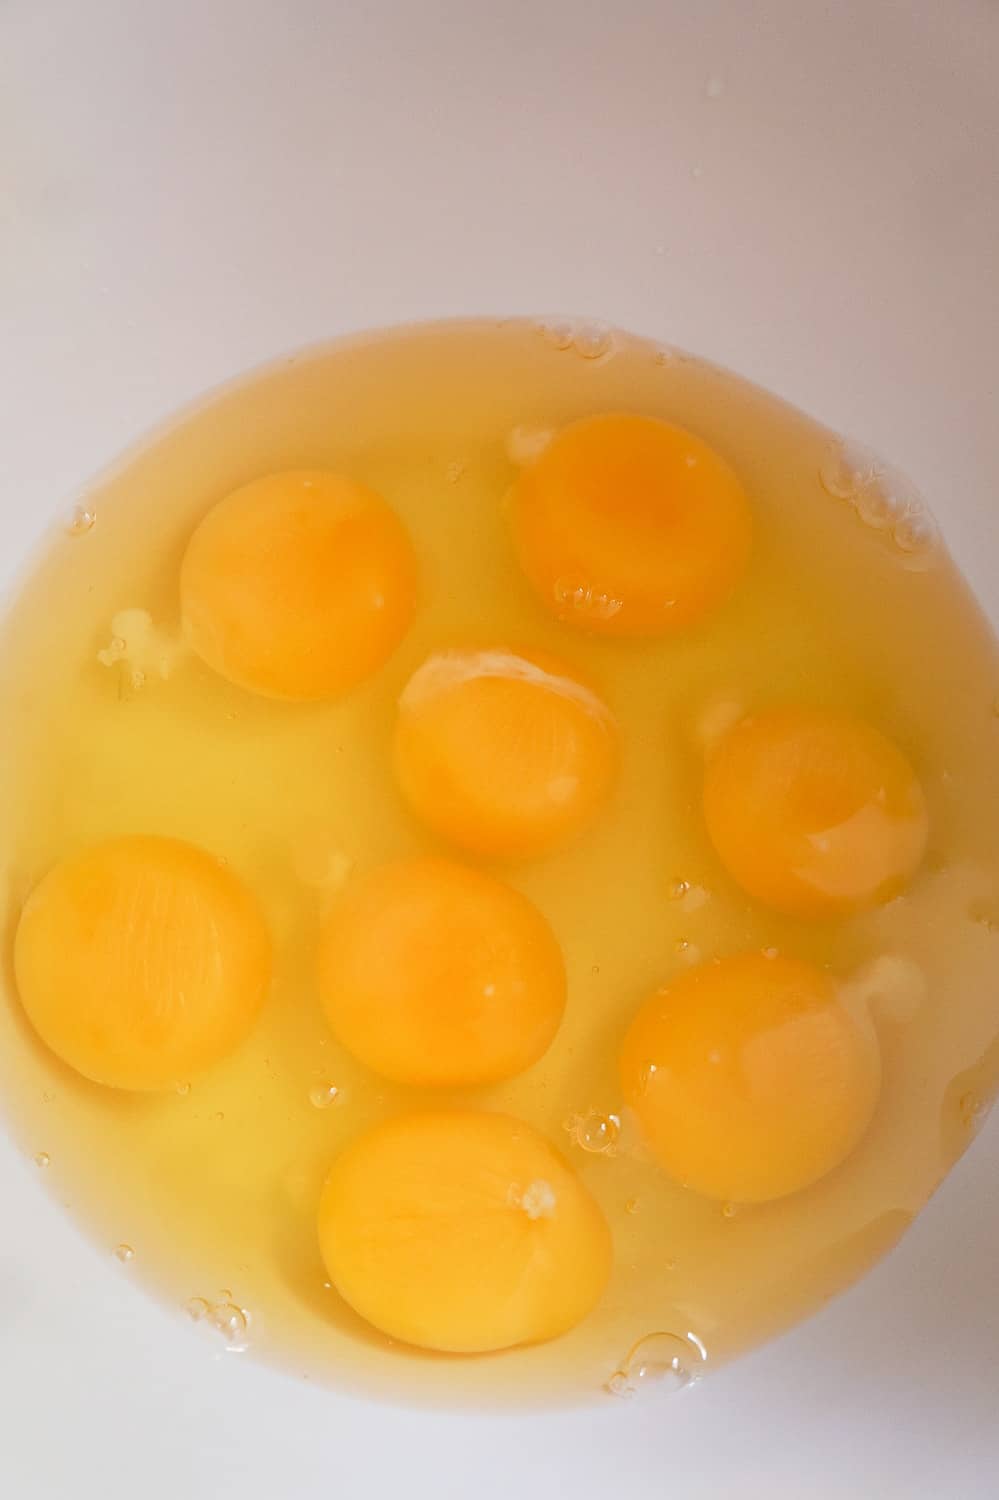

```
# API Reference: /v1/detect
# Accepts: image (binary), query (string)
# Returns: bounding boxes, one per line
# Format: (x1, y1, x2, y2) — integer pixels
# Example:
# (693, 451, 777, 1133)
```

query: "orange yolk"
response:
(393, 646, 617, 858)
(317, 857, 566, 1087)
(508, 412, 751, 636)
(14, 835, 271, 1091)
(318, 1110, 612, 1353)
(703, 705, 928, 917)
(619, 952, 881, 1203)
(180, 469, 417, 700)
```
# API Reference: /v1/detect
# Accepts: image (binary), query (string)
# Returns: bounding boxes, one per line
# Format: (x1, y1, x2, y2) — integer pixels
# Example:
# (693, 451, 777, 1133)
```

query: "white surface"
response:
(1, 2, 998, 1496)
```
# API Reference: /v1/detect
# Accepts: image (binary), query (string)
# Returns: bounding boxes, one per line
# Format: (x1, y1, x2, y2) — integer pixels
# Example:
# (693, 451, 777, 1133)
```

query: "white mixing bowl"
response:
(2, 3, 997, 1497)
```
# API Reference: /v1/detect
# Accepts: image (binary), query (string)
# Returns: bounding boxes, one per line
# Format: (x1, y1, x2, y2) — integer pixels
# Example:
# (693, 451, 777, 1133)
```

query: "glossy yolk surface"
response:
(703, 705, 929, 917)
(318, 1110, 612, 1353)
(14, 835, 271, 1091)
(619, 952, 882, 1203)
(317, 857, 566, 1087)
(180, 469, 417, 700)
(508, 412, 751, 636)
(393, 646, 617, 858)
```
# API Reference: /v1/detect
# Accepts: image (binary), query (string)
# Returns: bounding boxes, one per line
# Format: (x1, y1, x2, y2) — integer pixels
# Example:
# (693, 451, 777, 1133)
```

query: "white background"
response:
(1, 2, 997, 1496)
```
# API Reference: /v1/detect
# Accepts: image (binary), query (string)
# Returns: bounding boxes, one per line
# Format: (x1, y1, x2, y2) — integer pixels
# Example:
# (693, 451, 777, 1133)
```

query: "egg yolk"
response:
(703, 705, 929, 917)
(393, 646, 617, 858)
(619, 952, 881, 1203)
(14, 835, 271, 1091)
(317, 857, 566, 1087)
(318, 1110, 612, 1353)
(508, 412, 751, 636)
(180, 469, 417, 700)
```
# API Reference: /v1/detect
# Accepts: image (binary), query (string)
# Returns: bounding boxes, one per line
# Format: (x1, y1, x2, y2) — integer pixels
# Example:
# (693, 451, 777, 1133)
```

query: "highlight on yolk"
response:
(317, 1110, 612, 1353)
(393, 646, 617, 858)
(317, 857, 566, 1087)
(619, 952, 882, 1203)
(180, 469, 417, 700)
(14, 835, 271, 1091)
(703, 705, 929, 917)
(508, 412, 751, 636)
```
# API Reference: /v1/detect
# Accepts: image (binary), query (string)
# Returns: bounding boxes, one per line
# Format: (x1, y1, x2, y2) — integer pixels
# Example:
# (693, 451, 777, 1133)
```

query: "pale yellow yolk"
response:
(180, 469, 417, 700)
(317, 1111, 612, 1353)
(14, 835, 271, 1091)
(509, 412, 751, 636)
(703, 705, 928, 917)
(393, 645, 617, 858)
(317, 857, 566, 1088)
(619, 952, 882, 1203)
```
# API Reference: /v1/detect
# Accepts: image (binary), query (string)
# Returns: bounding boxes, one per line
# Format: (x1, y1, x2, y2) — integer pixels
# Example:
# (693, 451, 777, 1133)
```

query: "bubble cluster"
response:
(564, 1108, 621, 1155)
(606, 1329, 707, 1398)
(185, 1293, 250, 1350)
(819, 439, 937, 568)
(66, 506, 96, 537)
(535, 320, 614, 363)
(552, 576, 624, 624)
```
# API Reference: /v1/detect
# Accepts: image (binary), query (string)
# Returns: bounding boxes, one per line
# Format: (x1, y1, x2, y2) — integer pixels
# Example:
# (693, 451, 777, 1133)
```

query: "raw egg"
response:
(393, 646, 617, 858)
(318, 1110, 612, 1353)
(317, 856, 566, 1087)
(14, 835, 271, 1090)
(508, 412, 751, 635)
(180, 469, 417, 700)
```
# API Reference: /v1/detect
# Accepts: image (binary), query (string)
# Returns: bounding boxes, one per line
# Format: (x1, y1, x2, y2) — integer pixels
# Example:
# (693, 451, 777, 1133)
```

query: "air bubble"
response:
(674, 939, 702, 965)
(625, 1197, 639, 1215)
(537, 320, 574, 351)
(185, 1294, 250, 1350)
(854, 482, 896, 531)
(66, 506, 96, 536)
(445, 461, 466, 484)
(820, 439, 937, 566)
(667, 879, 710, 914)
(893, 509, 935, 556)
(572, 324, 611, 361)
(309, 1081, 341, 1110)
(704, 74, 725, 99)
(33, 1151, 50, 1168)
(721, 1201, 738, 1219)
(175, 1081, 191, 1097)
(535, 319, 614, 362)
(606, 1330, 707, 1398)
(690, 165, 704, 180)
(552, 576, 623, 623)
(115, 1243, 135, 1263)
(564, 1108, 621, 1155)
